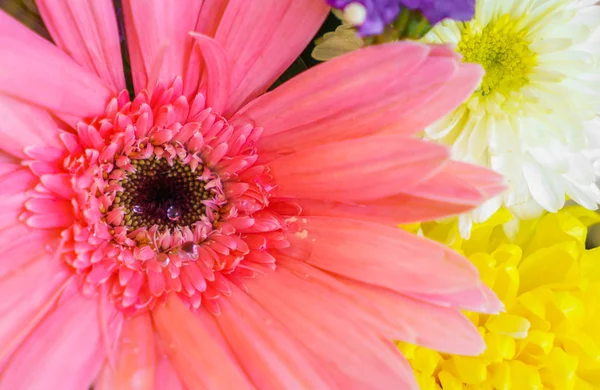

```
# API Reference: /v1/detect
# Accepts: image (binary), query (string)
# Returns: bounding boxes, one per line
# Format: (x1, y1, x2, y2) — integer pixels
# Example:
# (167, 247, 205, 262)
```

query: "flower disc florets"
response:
(22, 78, 290, 314)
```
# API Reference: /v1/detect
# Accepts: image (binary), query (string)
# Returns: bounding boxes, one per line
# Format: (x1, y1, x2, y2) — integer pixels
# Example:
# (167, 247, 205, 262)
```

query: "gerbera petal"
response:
(153, 356, 185, 390)
(347, 281, 486, 355)
(293, 194, 481, 225)
(96, 314, 155, 390)
(36, 0, 126, 91)
(408, 284, 504, 314)
(217, 284, 335, 388)
(189, 33, 230, 115)
(0, 95, 62, 159)
(0, 162, 19, 178)
(275, 258, 485, 355)
(269, 135, 448, 202)
(215, 0, 329, 115)
(380, 62, 484, 135)
(122, 0, 203, 92)
(245, 267, 418, 389)
(292, 160, 505, 224)
(0, 10, 113, 120)
(298, 217, 480, 294)
(0, 292, 119, 389)
(234, 42, 468, 155)
(0, 226, 56, 279)
(152, 294, 253, 389)
(418, 160, 507, 202)
(0, 255, 70, 365)
(195, 0, 228, 37)
(25, 211, 74, 230)
(0, 169, 38, 231)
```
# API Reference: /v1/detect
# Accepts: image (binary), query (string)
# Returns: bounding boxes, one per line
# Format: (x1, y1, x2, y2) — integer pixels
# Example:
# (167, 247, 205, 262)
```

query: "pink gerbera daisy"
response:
(0, 1, 505, 389)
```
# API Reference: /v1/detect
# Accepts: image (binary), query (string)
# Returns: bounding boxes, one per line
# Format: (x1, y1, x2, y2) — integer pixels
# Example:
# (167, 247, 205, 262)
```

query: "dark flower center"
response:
(112, 158, 217, 230)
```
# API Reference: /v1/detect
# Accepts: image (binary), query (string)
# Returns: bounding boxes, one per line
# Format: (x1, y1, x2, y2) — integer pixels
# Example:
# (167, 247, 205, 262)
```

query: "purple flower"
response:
(327, 0, 475, 36)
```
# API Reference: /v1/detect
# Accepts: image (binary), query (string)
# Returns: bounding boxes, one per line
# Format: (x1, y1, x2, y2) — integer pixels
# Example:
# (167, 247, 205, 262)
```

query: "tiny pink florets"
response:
(21, 78, 294, 315)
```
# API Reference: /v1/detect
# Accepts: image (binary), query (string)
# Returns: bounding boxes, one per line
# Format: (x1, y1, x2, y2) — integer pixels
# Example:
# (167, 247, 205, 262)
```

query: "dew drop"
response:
(166, 205, 181, 221)
(157, 253, 170, 267)
(132, 204, 144, 214)
(180, 241, 199, 260)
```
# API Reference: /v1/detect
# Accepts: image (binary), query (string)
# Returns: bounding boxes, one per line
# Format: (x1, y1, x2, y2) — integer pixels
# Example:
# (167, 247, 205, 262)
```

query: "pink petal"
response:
(153, 356, 185, 390)
(97, 314, 155, 390)
(25, 213, 74, 229)
(0, 11, 113, 120)
(380, 61, 483, 135)
(437, 160, 508, 200)
(269, 135, 448, 202)
(189, 33, 230, 115)
(0, 254, 70, 365)
(276, 259, 485, 355)
(0, 169, 37, 231)
(0, 153, 17, 164)
(24, 198, 71, 214)
(36, 0, 125, 91)
(40, 173, 75, 199)
(0, 292, 117, 389)
(24, 198, 74, 229)
(244, 267, 418, 389)
(122, 0, 203, 92)
(0, 226, 54, 279)
(408, 284, 504, 314)
(348, 282, 485, 355)
(0, 95, 62, 159)
(195, 0, 228, 37)
(0, 162, 19, 177)
(215, 0, 329, 115)
(217, 285, 336, 388)
(292, 195, 478, 226)
(233, 42, 464, 155)
(292, 159, 505, 224)
(151, 294, 253, 389)
(300, 217, 480, 294)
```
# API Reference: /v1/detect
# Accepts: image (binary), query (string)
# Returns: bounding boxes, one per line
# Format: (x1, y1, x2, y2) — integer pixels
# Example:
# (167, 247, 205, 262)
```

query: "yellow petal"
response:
(451, 356, 488, 384)
(517, 330, 555, 365)
(482, 332, 516, 362)
(488, 362, 511, 390)
(438, 371, 464, 390)
(492, 244, 523, 267)
(548, 291, 585, 331)
(539, 348, 579, 390)
(518, 243, 578, 292)
(560, 332, 600, 371)
(563, 205, 600, 227)
(412, 348, 443, 376)
(580, 247, 600, 283)
(508, 361, 543, 389)
(415, 372, 441, 390)
(469, 253, 497, 287)
(486, 314, 531, 339)
(492, 263, 520, 304)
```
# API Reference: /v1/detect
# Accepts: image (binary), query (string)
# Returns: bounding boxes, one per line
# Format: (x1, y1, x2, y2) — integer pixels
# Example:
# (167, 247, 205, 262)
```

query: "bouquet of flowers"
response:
(0, 0, 598, 389)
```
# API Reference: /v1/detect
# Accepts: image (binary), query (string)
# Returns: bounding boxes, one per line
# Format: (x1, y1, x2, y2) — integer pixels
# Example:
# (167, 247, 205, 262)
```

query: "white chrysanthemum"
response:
(422, 0, 600, 237)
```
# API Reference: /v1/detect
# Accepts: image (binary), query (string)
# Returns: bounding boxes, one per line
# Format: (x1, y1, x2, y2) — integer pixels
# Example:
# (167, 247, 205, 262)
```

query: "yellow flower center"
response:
(458, 14, 537, 97)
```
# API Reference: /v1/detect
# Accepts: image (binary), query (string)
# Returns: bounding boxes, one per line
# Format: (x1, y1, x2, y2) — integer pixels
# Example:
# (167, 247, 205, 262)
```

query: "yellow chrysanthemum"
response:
(400, 206, 600, 389)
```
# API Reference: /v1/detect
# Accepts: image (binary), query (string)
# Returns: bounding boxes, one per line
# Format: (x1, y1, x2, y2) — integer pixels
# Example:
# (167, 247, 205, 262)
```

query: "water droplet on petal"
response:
(132, 204, 143, 214)
(180, 241, 199, 261)
(157, 253, 170, 267)
(166, 205, 180, 221)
